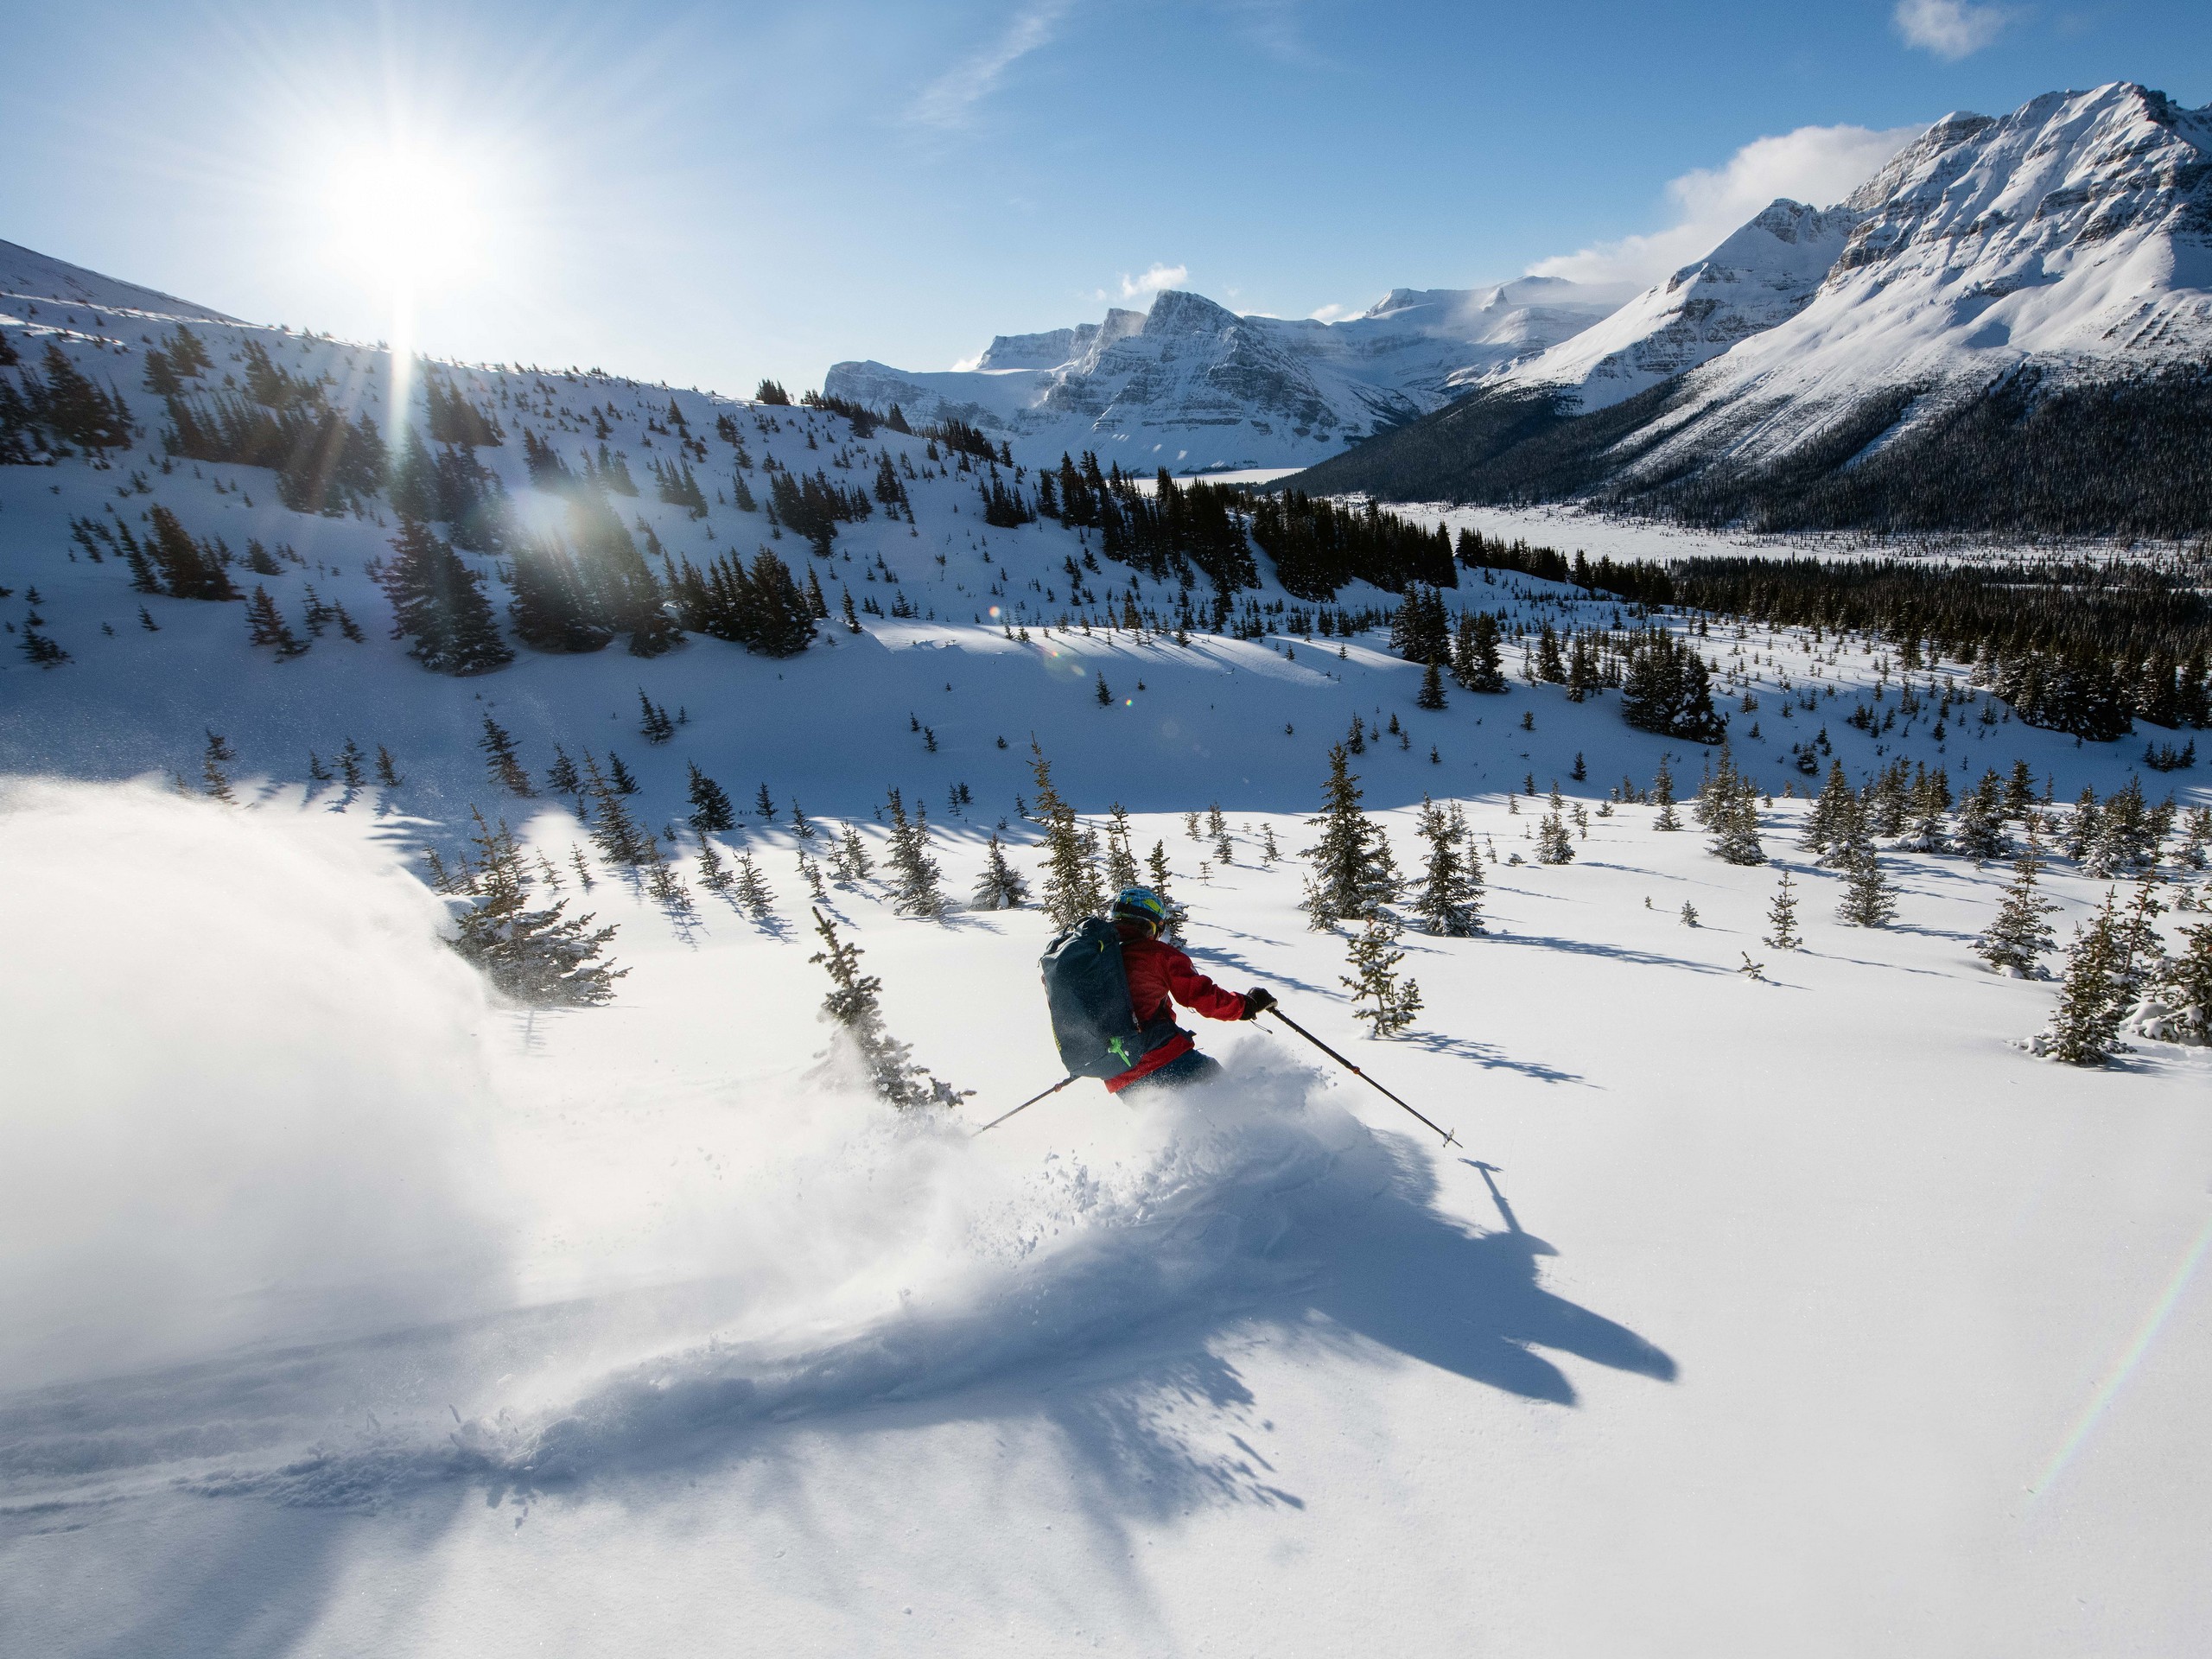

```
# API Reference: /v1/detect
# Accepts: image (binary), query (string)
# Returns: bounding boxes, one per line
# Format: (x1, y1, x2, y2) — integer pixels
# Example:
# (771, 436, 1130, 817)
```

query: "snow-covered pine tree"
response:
(336, 738, 366, 791)
(1703, 749, 1765, 866)
(1414, 795, 1484, 936)
(686, 762, 736, 832)
(1764, 869, 1801, 950)
(1535, 801, 1574, 864)
(1955, 771, 2010, 861)
(638, 687, 675, 744)
(2033, 893, 2126, 1065)
(1803, 761, 1859, 863)
(971, 831, 1030, 910)
(790, 799, 817, 840)
(445, 811, 625, 1006)
(807, 908, 968, 1109)
(1342, 912, 1421, 1037)
(1029, 741, 1103, 928)
(1452, 611, 1506, 694)
(883, 787, 947, 918)
(1209, 803, 1234, 865)
(646, 845, 698, 925)
(1975, 840, 2058, 976)
(754, 782, 776, 820)
(2149, 921, 2212, 1045)
(1652, 757, 1680, 831)
(1836, 842, 1898, 928)
(480, 715, 535, 797)
(376, 746, 404, 789)
(1261, 823, 1281, 865)
(543, 743, 582, 798)
(378, 518, 513, 675)
(1301, 742, 1398, 930)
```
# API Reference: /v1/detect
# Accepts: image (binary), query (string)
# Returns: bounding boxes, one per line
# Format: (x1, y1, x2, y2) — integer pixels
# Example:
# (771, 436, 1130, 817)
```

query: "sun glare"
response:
(324, 142, 486, 289)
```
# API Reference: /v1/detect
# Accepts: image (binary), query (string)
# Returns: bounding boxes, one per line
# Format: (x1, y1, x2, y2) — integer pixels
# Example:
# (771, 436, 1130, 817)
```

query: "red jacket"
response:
(1106, 933, 1245, 1092)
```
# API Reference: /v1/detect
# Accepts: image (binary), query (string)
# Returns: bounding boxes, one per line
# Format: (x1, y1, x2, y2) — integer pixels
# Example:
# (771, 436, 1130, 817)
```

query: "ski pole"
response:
(971, 1074, 1078, 1137)
(1262, 1007, 1460, 1148)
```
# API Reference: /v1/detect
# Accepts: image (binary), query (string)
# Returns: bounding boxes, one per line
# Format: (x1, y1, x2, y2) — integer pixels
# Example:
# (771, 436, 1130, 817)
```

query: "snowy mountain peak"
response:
(1478, 197, 1863, 410)
(827, 278, 1630, 472)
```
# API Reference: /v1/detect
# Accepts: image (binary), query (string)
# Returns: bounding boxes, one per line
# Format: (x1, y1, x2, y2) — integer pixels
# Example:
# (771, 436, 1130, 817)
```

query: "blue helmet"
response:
(1111, 886, 1167, 931)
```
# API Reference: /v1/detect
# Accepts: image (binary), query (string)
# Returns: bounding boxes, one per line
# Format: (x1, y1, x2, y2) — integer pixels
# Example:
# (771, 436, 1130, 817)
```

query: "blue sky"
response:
(3, 1, 2205, 392)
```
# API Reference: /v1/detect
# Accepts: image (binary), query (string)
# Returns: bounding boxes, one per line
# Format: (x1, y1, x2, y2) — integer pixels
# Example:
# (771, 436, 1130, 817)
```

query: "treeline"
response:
(1280, 364, 2212, 540)
(1249, 490, 1455, 600)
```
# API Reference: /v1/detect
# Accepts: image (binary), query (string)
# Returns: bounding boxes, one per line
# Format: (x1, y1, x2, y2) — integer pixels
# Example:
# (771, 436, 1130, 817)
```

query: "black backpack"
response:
(1039, 917, 1153, 1079)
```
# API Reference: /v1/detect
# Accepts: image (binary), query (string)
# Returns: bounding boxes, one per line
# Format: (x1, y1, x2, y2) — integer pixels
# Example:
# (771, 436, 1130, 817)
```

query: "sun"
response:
(321, 139, 490, 293)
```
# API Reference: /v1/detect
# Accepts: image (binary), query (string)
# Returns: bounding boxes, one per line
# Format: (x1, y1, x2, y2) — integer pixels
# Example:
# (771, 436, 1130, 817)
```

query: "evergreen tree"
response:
(1535, 800, 1575, 864)
(830, 823, 874, 884)
(638, 688, 676, 743)
(696, 836, 735, 895)
(1301, 743, 1398, 930)
(545, 744, 582, 798)
(445, 811, 625, 1006)
(1342, 913, 1421, 1037)
(1802, 760, 1859, 860)
(1764, 869, 1801, 950)
(2152, 921, 2212, 1046)
(2035, 894, 2127, 1065)
(807, 908, 968, 1109)
(1621, 631, 1726, 742)
(971, 832, 1031, 910)
(1451, 611, 1506, 694)
(376, 746, 404, 788)
(1701, 747, 1765, 865)
(1414, 796, 1484, 936)
(336, 738, 366, 791)
(790, 798, 817, 840)
(883, 788, 948, 918)
(201, 729, 236, 802)
(479, 715, 535, 796)
(1837, 842, 1898, 928)
(1652, 757, 1681, 831)
(1975, 842, 2059, 976)
(582, 753, 651, 866)
(1029, 741, 1104, 928)
(1955, 771, 2010, 861)
(1208, 803, 1233, 866)
(244, 585, 307, 658)
(1261, 823, 1281, 865)
(607, 752, 641, 795)
(731, 851, 777, 920)
(144, 505, 238, 601)
(1416, 659, 1447, 710)
(378, 518, 512, 675)
(1103, 804, 1141, 891)
(1146, 840, 1188, 940)
(755, 782, 775, 819)
(686, 762, 736, 832)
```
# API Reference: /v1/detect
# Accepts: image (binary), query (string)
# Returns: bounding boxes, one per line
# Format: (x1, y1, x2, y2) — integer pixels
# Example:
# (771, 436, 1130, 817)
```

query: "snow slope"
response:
(3, 249, 2211, 1656)
(0, 238, 237, 326)
(826, 278, 1634, 474)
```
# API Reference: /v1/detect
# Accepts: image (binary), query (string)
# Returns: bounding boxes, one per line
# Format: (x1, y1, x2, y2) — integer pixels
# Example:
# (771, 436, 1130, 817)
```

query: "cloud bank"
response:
(1529, 122, 1920, 288)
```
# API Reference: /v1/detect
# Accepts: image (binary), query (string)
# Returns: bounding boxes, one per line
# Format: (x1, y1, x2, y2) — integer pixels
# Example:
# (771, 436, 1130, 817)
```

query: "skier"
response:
(1102, 886, 1274, 1094)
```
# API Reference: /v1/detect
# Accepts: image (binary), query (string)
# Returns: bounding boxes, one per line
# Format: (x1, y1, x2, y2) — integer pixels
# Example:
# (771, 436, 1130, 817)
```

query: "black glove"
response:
(1241, 987, 1277, 1020)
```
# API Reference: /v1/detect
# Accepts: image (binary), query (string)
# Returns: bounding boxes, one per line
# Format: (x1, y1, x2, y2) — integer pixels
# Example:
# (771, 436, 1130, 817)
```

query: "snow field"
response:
(4, 302, 2212, 1655)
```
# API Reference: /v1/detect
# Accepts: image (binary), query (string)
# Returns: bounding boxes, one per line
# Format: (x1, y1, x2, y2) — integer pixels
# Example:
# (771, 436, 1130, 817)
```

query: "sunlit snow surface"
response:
(1, 269, 2209, 1655)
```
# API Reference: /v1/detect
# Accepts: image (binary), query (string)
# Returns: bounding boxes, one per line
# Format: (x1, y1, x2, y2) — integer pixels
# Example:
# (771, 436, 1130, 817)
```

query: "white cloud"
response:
(1529, 123, 1920, 288)
(1118, 263, 1188, 300)
(909, 1, 1073, 130)
(1894, 0, 2010, 60)
(1307, 302, 1352, 322)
